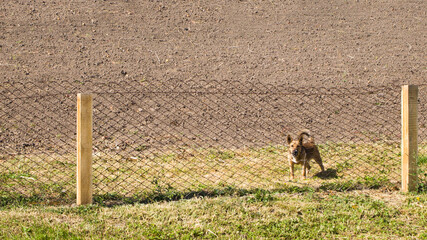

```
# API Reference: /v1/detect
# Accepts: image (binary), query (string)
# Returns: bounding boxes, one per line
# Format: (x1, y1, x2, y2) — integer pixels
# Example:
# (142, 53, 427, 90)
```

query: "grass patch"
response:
(0, 190, 425, 239)
(0, 153, 75, 206)
(92, 184, 314, 207)
(3, 141, 427, 207)
(89, 177, 392, 207)
(418, 145, 427, 191)
(417, 157, 427, 191)
(419, 155, 427, 165)
(88, 142, 402, 197)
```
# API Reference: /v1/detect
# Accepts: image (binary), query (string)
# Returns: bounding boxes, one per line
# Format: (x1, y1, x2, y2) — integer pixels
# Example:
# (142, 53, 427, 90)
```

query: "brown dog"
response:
(287, 131, 325, 179)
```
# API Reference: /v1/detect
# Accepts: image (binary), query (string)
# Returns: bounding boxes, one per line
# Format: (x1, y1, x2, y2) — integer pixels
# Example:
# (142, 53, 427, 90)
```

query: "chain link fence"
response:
(418, 85, 427, 191)
(0, 88, 76, 205)
(1, 82, 426, 205)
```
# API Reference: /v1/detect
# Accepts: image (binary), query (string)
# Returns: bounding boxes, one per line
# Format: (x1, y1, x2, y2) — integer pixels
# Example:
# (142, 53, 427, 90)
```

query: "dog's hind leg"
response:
(314, 157, 325, 172)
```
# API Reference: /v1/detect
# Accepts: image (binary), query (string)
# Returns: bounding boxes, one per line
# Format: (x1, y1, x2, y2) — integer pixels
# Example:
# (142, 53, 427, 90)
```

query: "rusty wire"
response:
(0, 82, 426, 205)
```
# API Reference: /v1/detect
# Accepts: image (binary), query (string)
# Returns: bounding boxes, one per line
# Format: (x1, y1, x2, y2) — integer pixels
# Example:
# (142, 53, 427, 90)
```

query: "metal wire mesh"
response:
(0, 89, 76, 205)
(1, 81, 425, 205)
(418, 85, 427, 190)
(89, 82, 403, 200)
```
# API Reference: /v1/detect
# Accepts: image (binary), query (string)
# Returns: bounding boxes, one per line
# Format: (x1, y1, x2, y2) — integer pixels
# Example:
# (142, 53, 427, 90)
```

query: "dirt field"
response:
(1, 0, 426, 91)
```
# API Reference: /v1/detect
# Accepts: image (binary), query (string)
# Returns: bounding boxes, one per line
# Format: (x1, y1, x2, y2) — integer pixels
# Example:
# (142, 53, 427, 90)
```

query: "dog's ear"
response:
(298, 134, 304, 145)
(286, 135, 292, 144)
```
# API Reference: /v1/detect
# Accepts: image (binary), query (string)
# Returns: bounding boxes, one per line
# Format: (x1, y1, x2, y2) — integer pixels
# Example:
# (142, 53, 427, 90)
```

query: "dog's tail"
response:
(298, 129, 315, 144)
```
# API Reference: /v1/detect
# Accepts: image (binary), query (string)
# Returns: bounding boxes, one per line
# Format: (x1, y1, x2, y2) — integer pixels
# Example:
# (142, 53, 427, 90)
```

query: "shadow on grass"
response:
(1, 176, 405, 208)
(314, 168, 338, 179)
(93, 184, 315, 207)
(93, 176, 400, 207)
(0, 194, 74, 208)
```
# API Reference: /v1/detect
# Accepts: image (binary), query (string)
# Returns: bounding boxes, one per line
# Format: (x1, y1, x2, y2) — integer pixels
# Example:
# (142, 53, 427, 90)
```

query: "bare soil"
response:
(1, 0, 426, 90)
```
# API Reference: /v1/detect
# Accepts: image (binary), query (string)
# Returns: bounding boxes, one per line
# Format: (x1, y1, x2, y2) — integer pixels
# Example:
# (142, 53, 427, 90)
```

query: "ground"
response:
(1, 0, 426, 92)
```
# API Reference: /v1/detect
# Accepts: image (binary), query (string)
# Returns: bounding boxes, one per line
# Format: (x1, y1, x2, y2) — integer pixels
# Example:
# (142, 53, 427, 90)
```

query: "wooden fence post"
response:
(77, 94, 93, 205)
(401, 85, 418, 192)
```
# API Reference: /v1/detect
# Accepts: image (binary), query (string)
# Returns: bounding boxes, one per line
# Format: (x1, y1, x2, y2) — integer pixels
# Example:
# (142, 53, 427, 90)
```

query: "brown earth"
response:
(0, 0, 426, 152)
(1, 0, 426, 90)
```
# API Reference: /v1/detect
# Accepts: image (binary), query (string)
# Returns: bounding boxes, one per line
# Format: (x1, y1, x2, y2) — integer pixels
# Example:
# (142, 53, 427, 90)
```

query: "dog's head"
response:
(287, 134, 304, 158)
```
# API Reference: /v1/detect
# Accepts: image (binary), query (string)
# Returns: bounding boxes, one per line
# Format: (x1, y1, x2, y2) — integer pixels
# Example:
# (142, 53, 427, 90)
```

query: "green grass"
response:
(0, 190, 425, 239)
(1, 143, 426, 238)
(418, 153, 427, 192)
(89, 142, 404, 197)
(2, 142, 427, 206)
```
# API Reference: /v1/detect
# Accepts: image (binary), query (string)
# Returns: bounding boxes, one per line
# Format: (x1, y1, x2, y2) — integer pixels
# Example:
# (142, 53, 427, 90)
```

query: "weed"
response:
(418, 155, 427, 165)
(247, 189, 276, 203)
(134, 145, 150, 152)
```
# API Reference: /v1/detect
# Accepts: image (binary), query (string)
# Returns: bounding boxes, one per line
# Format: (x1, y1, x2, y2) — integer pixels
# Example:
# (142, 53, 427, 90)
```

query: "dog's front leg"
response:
(302, 161, 307, 179)
(289, 161, 295, 180)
